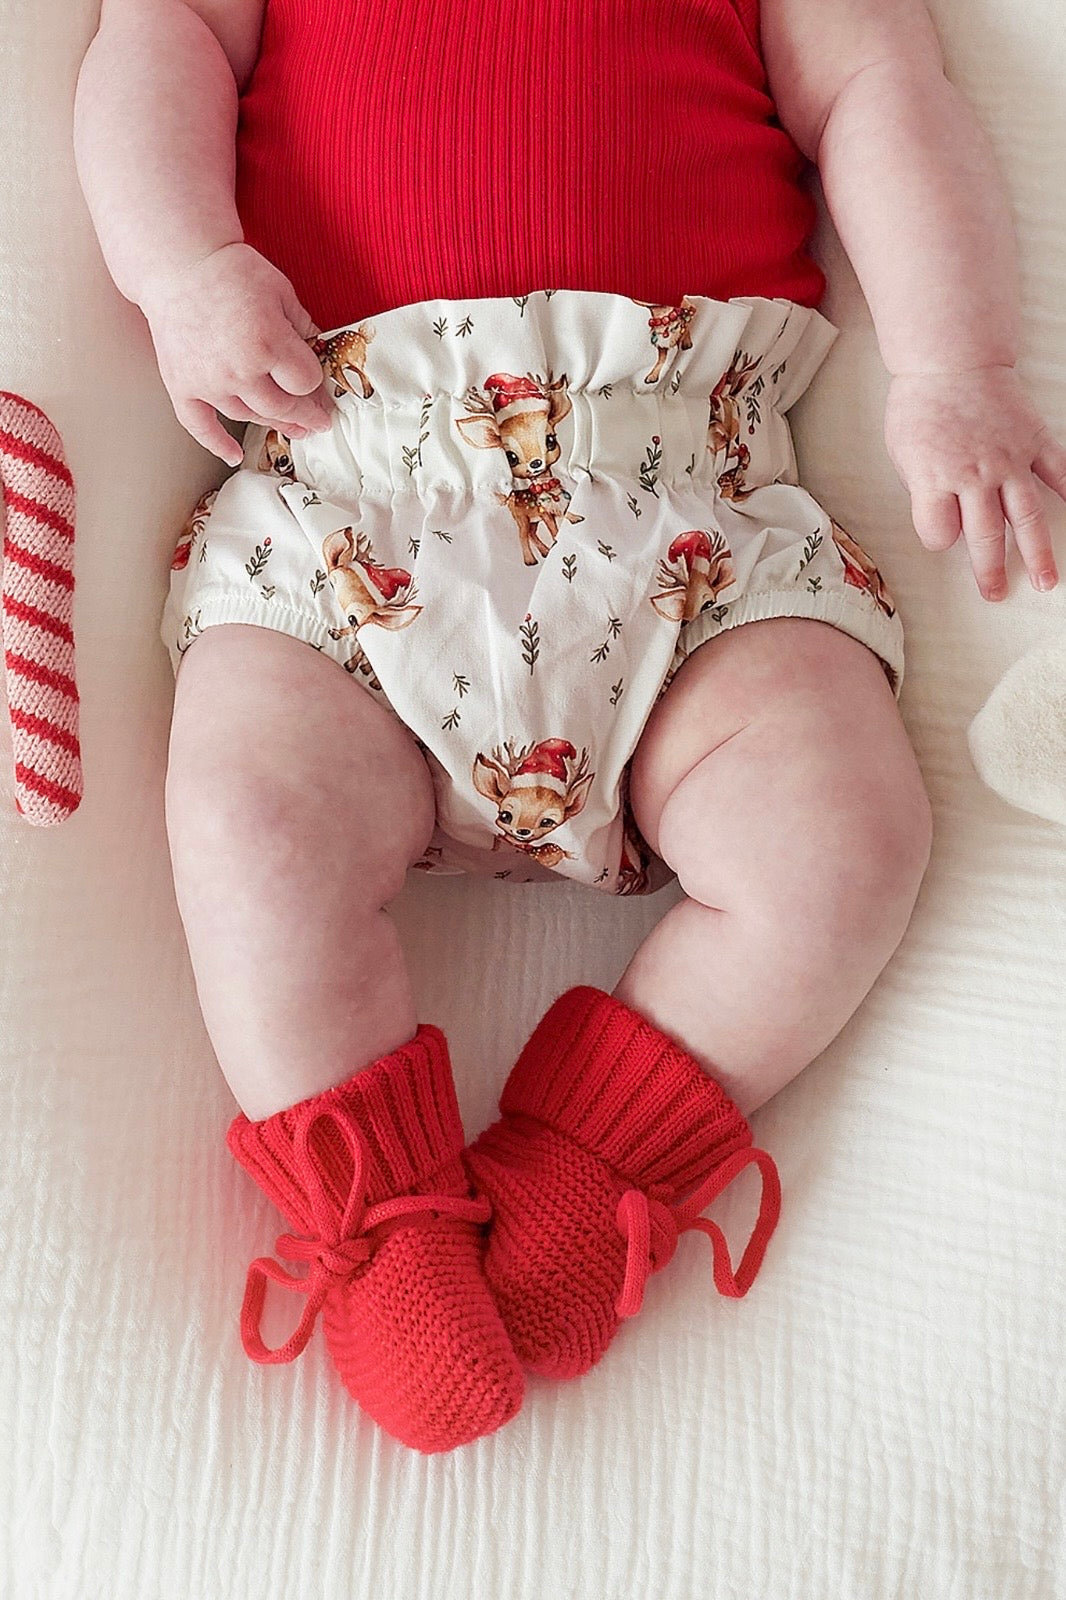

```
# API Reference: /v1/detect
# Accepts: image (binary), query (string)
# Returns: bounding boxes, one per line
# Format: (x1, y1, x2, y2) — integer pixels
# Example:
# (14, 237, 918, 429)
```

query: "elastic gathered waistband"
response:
(243, 288, 839, 498)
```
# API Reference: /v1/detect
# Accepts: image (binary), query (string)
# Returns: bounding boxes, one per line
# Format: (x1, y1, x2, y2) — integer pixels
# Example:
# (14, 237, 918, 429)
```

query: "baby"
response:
(73, 0, 1065, 1452)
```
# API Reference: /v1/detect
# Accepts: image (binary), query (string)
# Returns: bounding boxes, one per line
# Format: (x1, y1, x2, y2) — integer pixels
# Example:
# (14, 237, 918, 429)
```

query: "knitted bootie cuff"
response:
(498, 987, 752, 1200)
(227, 1024, 467, 1231)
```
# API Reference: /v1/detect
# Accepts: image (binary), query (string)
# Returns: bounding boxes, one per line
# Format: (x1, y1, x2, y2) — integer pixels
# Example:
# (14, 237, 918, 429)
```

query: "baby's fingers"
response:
(217, 394, 309, 438)
(175, 396, 244, 468)
(269, 332, 329, 402)
(911, 490, 961, 551)
(1000, 475, 1059, 593)
(236, 371, 331, 434)
(958, 485, 1008, 601)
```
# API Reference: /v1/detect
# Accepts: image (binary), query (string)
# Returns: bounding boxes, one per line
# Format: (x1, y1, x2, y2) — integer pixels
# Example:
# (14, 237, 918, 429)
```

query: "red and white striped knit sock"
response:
(0, 391, 82, 825)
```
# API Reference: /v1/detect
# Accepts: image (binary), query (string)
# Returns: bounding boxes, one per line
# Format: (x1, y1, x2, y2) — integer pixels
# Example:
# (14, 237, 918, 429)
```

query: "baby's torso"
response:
(234, 0, 825, 333)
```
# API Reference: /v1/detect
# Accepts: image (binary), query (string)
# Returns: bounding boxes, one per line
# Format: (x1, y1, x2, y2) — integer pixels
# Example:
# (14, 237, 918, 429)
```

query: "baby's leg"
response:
(164, 624, 436, 1122)
(620, 617, 933, 1117)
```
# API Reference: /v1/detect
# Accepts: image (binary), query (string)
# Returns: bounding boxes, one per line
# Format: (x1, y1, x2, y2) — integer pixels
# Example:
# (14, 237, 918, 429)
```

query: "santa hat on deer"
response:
(483, 374, 546, 424)
(509, 738, 576, 793)
(358, 558, 413, 605)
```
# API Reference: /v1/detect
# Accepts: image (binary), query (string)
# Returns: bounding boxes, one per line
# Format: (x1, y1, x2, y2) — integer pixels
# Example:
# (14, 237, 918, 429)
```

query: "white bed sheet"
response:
(0, 3, 1063, 1596)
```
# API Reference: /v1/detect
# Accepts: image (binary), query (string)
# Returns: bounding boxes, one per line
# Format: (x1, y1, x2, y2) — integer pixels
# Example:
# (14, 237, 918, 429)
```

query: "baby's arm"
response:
(74, 0, 331, 462)
(73, 0, 255, 307)
(762, 0, 1066, 600)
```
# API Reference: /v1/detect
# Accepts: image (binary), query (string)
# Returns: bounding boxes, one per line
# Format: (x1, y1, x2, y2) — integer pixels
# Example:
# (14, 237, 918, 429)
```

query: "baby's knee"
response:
(666, 738, 932, 935)
(824, 768, 932, 932)
(164, 741, 423, 910)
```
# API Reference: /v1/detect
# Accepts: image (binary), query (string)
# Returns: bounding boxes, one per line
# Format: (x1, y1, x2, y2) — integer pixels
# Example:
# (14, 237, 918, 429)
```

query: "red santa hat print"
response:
(512, 738, 576, 790)
(483, 373, 546, 424)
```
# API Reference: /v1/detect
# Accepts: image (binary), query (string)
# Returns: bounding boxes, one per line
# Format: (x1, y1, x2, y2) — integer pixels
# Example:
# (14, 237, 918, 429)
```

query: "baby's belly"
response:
(233, 0, 826, 330)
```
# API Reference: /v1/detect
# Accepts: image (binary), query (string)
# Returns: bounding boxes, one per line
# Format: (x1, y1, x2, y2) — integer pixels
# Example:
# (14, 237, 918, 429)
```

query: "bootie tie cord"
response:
(239, 1100, 492, 1365)
(614, 1146, 782, 1319)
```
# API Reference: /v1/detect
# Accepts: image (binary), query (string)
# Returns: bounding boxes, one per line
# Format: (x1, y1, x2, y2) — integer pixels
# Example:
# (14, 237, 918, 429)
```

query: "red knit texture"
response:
(226, 1026, 524, 1452)
(464, 987, 782, 1379)
(233, 0, 826, 332)
(0, 393, 82, 826)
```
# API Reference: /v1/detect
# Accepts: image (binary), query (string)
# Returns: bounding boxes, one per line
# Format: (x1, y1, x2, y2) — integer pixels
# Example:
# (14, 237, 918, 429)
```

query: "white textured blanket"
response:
(0, 3, 1063, 1597)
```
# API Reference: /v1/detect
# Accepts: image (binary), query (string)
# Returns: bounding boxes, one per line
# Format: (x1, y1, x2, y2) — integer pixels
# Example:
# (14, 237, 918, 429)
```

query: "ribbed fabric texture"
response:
(233, 0, 826, 333)
(499, 986, 753, 1196)
(227, 1026, 525, 1452)
(227, 1025, 469, 1216)
(465, 987, 773, 1378)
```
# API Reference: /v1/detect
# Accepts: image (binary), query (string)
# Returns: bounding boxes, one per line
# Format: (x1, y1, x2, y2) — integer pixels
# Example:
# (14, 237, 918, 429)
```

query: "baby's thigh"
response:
(629, 617, 929, 867)
(166, 623, 436, 891)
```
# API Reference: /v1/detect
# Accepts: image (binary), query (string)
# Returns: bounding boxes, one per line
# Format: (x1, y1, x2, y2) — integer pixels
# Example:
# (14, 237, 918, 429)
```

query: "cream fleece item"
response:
(968, 636, 1066, 825)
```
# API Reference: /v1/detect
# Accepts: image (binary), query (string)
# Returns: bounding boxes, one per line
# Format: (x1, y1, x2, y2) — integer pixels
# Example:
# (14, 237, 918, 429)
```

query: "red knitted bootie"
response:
(226, 1026, 524, 1451)
(463, 987, 781, 1379)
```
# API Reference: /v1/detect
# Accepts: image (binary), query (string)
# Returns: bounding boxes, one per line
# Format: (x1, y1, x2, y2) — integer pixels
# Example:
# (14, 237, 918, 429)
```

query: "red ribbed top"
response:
(234, 0, 826, 333)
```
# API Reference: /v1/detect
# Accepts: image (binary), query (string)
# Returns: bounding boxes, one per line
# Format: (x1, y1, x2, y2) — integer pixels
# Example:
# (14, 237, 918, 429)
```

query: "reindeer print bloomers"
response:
(160, 289, 905, 894)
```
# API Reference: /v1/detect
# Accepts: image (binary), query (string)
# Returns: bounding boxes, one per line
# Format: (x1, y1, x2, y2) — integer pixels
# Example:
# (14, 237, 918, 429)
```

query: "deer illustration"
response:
(630, 298, 697, 385)
(455, 371, 585, 566)
(310, 324, 376, 399)
(707, 350, 762, 501)
(472, 737, 594, 867)
(257, 428, 297, 482)
(650, 529, 735, 622)
(321, 525, 422, 682)
(830, 519, 896, 618)
(170, 487, 218, 571)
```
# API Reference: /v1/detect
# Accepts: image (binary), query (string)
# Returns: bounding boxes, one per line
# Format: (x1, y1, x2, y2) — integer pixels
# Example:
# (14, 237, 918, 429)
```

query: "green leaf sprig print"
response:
(591, 616, 622, 664)
(441, 673, 471, 729)
(639, 435, 662, 496)
(796, 530, 823, 576)
(744, 375, 765, 434)
(245, 537, 272, 580)
(520, 614, 540, 674)
(401, 393, 433, 474)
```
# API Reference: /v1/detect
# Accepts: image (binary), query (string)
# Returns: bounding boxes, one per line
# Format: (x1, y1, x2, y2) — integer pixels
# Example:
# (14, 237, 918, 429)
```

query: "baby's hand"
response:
(883, 364, 1065, 600)
(136, 241, 335, 468)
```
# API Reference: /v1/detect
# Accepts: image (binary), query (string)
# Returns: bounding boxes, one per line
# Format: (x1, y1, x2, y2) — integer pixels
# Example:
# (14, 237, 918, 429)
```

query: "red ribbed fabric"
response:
(234, 0, 826, 333)
(227, 1026, 525, 1452)
(464, 987, 782, 1379)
